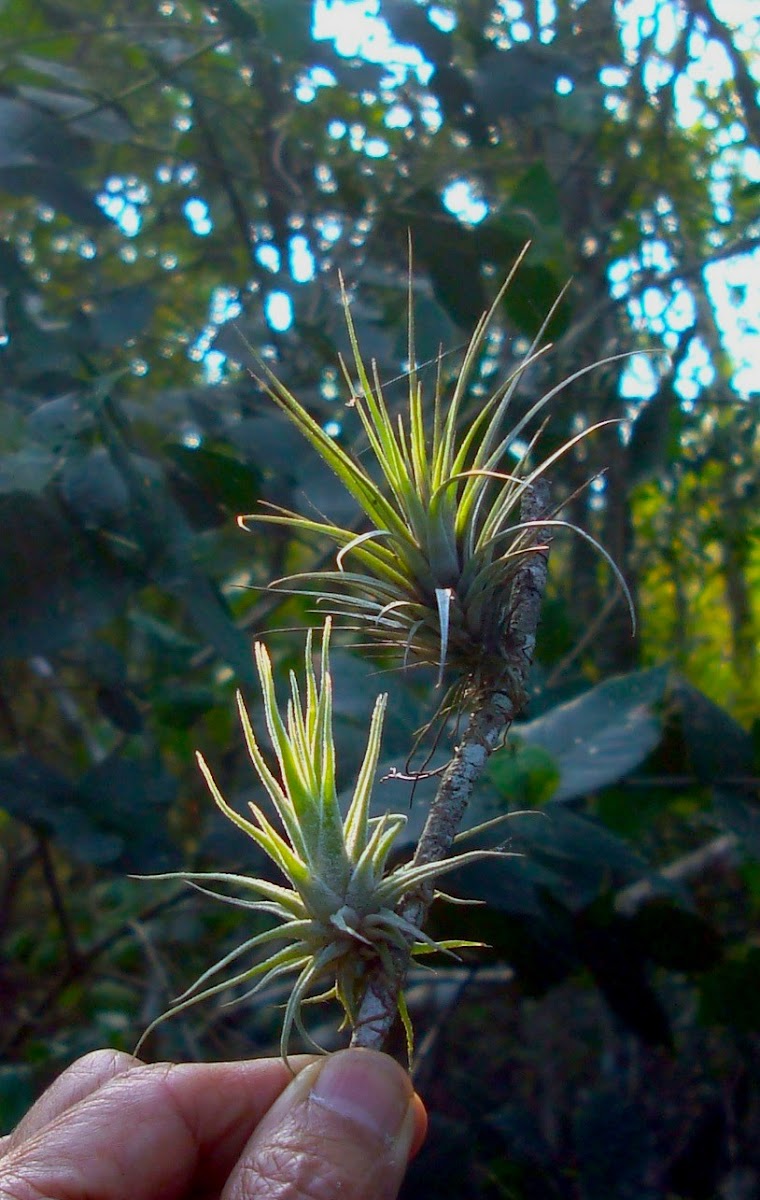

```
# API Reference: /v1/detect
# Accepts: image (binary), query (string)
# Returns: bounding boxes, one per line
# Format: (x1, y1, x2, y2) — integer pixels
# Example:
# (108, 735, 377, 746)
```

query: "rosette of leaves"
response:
(241, 256, 632, 705)
(136, 620, 487, 1060)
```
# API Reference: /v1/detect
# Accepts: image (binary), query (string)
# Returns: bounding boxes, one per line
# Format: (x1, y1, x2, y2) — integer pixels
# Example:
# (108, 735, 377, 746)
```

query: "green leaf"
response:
(96, 684, 144, 734)
(399, 188, 487, 328)
(510, 162, 562, 230)
(0, 95, 86, 168)
(128, 612, 201, 665)
(431, 871, 583, 996)
(152, 684, 218, 729)
(17, 53, 90, 90)
(17, 85, 132, 143)
(26, 393, 94, 449)
(698, 946, 760, 1032)
(165, 570, 257, 687)
(628, 384, 684, 486)
(165, 465, 226, 531)
(486, 741, 560, 807)
(505, 807, 648, 909)
(382, 0, 451, 66)
(474, 44, 566, 120)
(0, 447, 57, 493)
(622, 899, 722, 972)
(165, 443, 261, 512)
(259, 0, 313, 62)
(671, 678, 754, 783)
(88, 284, 157, 347)
(512, 667, 668, 802)
(574, 914, 673, 1048)
(0, 754, 123, 864)
(209, 0, 260, 40)
(75, 753, 180, 872)
(501, 262, 569, 337)
(60, 449, 131, 530)
(0, 492, 136, 658)
(0, 164, 108, 225)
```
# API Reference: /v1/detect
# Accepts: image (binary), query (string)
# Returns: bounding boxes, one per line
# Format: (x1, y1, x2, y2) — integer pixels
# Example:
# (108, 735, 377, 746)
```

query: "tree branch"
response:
(351, 479, 552, 1051)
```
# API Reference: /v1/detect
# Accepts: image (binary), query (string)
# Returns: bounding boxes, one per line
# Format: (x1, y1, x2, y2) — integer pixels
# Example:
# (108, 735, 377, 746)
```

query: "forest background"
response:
(0, 1, 758, 1196)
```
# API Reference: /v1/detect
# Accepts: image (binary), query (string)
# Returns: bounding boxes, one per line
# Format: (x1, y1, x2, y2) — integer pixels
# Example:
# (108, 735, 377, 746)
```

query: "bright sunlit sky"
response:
(307, 0, 760, 403)
(94, 0, 759, 404)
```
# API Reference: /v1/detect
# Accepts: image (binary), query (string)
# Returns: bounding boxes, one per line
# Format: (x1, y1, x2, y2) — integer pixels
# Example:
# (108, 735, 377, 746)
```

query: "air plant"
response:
(240, 249, 634, 709)
(137, 255, 635, 1060)
(135, 619, 488, 1061)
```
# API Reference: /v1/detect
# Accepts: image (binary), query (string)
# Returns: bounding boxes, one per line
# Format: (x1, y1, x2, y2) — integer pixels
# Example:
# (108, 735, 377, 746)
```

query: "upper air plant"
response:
(240, 251, 633, 708)
(135, 619, 487, 1061)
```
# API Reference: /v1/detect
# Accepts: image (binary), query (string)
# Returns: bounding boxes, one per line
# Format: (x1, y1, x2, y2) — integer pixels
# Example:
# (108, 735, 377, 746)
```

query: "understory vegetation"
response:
(0, 2, 758, 1196)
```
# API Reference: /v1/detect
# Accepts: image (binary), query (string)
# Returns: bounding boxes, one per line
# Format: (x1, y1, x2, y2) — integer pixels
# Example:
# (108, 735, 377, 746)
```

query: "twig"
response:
(36, 835, 80, 968)
(130, 918, 203, 1060)
(615, 832, 740, 917)
(58, 36, 229, 125)
(351, 479, 552, 1050)
(0, 891, 188, 1056)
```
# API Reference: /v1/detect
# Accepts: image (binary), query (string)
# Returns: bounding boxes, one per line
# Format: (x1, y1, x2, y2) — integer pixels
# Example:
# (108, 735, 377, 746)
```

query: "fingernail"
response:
(310, 1049, 411, 1140)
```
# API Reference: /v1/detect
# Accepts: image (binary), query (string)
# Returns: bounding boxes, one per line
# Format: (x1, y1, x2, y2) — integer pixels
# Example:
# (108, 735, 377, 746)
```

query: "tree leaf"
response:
(208, 0, 260, 40)
(510, 162, 562, 230)
(504, 807, 649, 909)
(259, 0, 313, 62)
(0, 492, 136, 658)
(699, 946, 760, 1033)
(60, 448, 131, 530)
(96, 684, 144, 734)
(75, 753, 180, 872)
(26, 393, 94, 449)
(17, 53, 90, 90)
(670, 678, 755, 783)
(574, 914, 673, 1048)
(486, 742, 561, 808)
(164, 570, 257, 686)
(88, 284, 157, 346)
(0, 753, 123, 864)
(0, 447, 57, 493)
(474, 44, 566, 121)
(16, 85, 132, 143)
(622, 898, 722, 972)
(0, 95, 86, 167)
(164, 443, 261, 513)
(381, 0, 451, 66)
(0, 164, 107, 226)
(509, 667, 668, 802)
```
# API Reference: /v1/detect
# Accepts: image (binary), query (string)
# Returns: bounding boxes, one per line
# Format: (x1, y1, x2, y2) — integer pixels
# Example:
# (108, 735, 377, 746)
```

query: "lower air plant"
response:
(240, 248, 634, 711)
(135, 618, 487, 1062)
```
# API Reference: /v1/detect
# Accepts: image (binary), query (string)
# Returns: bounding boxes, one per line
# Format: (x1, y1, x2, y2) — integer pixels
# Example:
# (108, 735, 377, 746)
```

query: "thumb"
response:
(222, 1048, 426, 1200)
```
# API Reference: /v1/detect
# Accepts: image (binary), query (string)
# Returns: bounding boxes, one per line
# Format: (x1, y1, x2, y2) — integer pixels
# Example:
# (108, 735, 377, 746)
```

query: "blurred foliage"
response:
(0, 0, 758, 1195)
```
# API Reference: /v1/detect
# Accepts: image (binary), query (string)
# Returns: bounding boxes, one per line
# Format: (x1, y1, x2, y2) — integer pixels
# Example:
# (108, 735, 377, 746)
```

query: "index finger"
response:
(0, 1057, 314, 1200)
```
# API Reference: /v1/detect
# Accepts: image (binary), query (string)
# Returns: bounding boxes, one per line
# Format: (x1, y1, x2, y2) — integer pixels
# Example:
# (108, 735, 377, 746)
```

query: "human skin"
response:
(0, 1047, 427, 1200)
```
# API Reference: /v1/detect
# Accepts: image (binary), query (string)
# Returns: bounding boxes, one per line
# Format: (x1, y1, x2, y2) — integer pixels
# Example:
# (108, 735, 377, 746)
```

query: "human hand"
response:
(0, 1046, 427, 1200)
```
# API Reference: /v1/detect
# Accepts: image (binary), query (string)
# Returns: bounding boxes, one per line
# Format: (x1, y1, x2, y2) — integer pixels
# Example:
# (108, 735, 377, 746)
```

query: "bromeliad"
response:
(136, 619, 488, 1061)
(240, 251, 633, 708)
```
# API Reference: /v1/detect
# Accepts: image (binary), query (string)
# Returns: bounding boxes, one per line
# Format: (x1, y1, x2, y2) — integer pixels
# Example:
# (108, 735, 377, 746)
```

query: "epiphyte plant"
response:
(138, 250, 632, 1058)
(136, 620, 488, 1061)
(240, 248, 633, 711)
